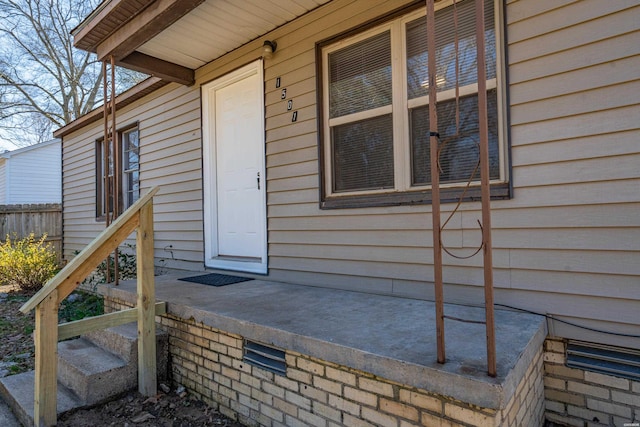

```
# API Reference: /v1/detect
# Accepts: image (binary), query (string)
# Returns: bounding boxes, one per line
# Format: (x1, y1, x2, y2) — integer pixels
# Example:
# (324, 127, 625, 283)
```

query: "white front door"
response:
(202, 60, 267, 273)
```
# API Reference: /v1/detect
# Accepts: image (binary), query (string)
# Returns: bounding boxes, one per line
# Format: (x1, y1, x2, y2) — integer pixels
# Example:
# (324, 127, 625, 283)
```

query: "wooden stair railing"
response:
(20, 186, 163, 427)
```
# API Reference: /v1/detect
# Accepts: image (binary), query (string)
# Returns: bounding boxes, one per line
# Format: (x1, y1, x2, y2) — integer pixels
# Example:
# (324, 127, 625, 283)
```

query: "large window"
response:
(320, 0, 508, 208)
(96, 125, 140, 218)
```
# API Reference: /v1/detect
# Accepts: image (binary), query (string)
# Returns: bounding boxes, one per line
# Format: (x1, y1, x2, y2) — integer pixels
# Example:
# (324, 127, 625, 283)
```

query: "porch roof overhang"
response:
(73, 0, 332, 85)
(56, 0, 331, 138)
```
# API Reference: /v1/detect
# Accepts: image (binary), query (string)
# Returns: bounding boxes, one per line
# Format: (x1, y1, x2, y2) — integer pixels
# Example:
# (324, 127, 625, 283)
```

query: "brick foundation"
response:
(105, 297, 545, 426)
(544, 337, 640, 427)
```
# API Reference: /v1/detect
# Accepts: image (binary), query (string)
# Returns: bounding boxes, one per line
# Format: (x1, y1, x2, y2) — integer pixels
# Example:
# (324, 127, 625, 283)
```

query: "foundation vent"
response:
(567, 340, 640, 381)
(243, 340, 286, 376)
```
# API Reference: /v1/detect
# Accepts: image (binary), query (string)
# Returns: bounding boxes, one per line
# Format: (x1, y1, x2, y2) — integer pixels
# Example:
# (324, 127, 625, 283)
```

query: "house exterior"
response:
(0, 139, 61, 204)
(55, 0, 639, 425)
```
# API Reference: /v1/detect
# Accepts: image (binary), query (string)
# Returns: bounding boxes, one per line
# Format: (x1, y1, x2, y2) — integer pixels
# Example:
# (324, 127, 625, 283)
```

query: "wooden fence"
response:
(0, 204, 62, 262)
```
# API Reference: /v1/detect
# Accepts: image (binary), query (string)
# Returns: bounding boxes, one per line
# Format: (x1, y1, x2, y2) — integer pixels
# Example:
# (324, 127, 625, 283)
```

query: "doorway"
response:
(202, 60, 267, 274)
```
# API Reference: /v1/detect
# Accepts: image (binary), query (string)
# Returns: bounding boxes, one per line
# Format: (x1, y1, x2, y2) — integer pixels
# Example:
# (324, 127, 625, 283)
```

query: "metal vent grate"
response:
(566, 341, 640, 381)
(243, 340, 286, 376)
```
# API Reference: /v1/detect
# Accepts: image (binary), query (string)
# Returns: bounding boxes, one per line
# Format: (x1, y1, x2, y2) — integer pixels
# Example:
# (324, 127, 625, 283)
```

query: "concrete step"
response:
(84, 323, 139, 361)
(0, 323, 169, 425)
(57, 337, 135, 405)
(58, 324, 169, 405)
(0, 370, 84, 427)
(84, 323, 169, 380)
(0, 394, 21, 427)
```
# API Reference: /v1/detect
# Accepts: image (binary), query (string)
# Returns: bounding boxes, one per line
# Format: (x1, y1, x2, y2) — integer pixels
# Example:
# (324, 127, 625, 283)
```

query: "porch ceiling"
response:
(74, 0, 332, 84)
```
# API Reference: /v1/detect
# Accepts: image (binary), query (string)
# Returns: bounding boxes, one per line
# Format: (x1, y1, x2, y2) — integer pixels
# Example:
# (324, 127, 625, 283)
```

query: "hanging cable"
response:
(436, 135, 484, 260)
(494, 304, 640, 339)
(435, 299, 640, 339)
(434, 0, 484, 261)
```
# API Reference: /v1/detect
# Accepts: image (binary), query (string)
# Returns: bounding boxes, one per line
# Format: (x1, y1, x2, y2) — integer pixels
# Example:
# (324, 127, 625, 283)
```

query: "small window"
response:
(96, 125, 140, 218)
(319, 0, 508, 208)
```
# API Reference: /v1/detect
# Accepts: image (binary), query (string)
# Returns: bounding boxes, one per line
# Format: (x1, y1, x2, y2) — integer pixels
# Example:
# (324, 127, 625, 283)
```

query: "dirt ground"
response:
(0, 289, 35, 376)
(0, 287, 245, 426)
(57, 386, 246, 427)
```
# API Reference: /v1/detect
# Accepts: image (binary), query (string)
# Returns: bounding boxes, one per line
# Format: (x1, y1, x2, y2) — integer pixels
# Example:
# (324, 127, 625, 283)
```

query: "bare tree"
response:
(0, 0, 144, 147)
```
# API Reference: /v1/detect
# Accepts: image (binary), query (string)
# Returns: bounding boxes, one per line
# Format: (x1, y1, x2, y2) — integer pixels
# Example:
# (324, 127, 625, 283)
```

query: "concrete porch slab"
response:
(99, 273, 546, 410)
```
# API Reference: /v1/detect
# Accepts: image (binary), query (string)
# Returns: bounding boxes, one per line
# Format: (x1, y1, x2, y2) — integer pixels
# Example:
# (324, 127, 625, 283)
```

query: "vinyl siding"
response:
(61, 0, 640, 349)
(0, 161, 6, 203)
(258, 0, 640, 349)
(62, 83, 204, 271)
(1, 141, 61, 204)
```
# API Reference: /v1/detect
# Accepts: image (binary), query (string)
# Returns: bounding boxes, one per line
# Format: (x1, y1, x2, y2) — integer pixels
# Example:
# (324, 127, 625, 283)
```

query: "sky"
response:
(0, 128, 24, 152)
(0, 137, 19, 153)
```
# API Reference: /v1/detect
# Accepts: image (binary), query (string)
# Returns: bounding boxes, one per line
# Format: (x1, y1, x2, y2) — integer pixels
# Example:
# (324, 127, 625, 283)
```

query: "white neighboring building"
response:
(0, 139, 61, 204)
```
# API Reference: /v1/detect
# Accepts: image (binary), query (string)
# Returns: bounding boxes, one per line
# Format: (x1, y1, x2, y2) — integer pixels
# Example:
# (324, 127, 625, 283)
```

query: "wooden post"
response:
(34, 289, 58, 427)
(136, 200, 157, 395)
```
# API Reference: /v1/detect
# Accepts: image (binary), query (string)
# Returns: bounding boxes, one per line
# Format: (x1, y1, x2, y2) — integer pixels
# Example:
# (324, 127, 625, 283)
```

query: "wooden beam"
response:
(57, 216, 140, 304)
(137, 199, 157, 396)
(119, 52, 194, 85)
(58, 302, 166, 341)
(20, 187, 160, 314)
(96, 0, 205, 61)
(74, 0, 155, 51)
(34, 289, 58, 427)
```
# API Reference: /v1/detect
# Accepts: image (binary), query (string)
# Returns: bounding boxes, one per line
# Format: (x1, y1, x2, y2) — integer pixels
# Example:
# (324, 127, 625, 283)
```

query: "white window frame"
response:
(321, 0, 508, 200)
(121, 127, 140, 208)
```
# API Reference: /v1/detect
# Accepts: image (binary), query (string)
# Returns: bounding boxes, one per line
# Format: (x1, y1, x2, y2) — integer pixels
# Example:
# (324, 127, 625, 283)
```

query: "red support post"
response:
(474, 0, 497, 377)
(426, 0, 445, 364)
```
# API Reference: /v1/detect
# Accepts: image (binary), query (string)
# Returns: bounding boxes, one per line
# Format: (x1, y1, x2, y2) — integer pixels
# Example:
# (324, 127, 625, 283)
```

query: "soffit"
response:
(136, 0, 332, 69)
(74, 0, 156, 52)
(62, 0, 332, 136)
(76, 0, 332, 70)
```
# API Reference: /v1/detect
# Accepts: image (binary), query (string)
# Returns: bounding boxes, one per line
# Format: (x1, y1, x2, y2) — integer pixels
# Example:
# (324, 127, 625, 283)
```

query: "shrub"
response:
(98, 244, 137, 281)
(0, 233, 59, 292)
(59, 291, 104, 323)
(81, 243, 137, 287)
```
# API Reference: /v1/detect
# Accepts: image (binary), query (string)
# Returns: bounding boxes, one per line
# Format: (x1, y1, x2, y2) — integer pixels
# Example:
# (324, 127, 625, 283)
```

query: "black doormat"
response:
(179, 273, 253, 287)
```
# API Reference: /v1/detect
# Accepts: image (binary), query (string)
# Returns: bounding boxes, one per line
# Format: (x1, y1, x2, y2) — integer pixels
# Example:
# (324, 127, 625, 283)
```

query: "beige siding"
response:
(62, 0, 640, 349)
(62, 83, 204, 272)
(503, 0, 640, 347)
(257, 0, 640, 348)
